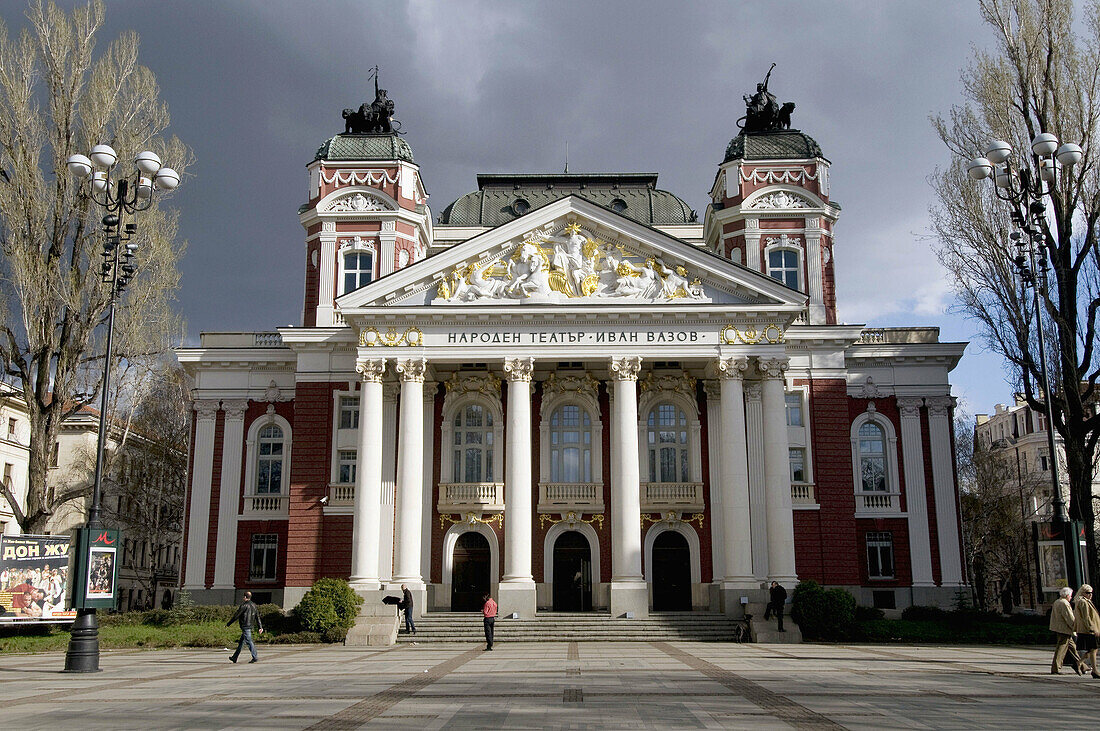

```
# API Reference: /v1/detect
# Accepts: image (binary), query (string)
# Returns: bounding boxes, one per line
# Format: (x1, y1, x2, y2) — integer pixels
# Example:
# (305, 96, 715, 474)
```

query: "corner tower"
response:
(298, 85, 431, 327)
(704, 75, 840, 324)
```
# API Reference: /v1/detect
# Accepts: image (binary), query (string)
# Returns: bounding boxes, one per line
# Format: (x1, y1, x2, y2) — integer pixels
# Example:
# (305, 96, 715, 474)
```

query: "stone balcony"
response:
(328, 483, 355, 508)
(641, 482, 704, 512)
(242, 493, 289, 518)
(855, 491, 902, 514)
(537, 483, 604, 513)
(438, 482, 505, 513)
(791, 483, 816, 506)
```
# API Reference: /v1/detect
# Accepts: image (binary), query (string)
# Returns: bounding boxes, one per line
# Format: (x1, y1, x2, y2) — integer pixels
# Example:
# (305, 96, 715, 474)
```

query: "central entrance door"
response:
(451, 531, 490, 612)
(651, 530, 691, 611)
(552, 530, 592, 612)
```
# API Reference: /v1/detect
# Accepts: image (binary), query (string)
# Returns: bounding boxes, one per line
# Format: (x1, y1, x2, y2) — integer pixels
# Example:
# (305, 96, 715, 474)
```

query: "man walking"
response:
(227, 591, 264, 664)
(401, 584, 416, 635)
(763, 581, 787, 632)
(482, 593, 497, 651)
(1050, 586, 1083, 675)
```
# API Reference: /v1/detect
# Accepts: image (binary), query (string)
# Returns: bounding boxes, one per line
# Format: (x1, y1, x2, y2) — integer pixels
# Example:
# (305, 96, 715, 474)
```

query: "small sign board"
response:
(71, 528, 121, 610)
(0, 534, 76, 622)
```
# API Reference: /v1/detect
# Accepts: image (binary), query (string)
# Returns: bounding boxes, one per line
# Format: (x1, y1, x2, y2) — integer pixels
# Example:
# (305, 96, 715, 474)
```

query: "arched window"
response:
(647, 403, 689, 483)
(256, 424, 284, 494)
(453, 404, 494, 483)
(549, 405, 593, 483)
(767, 249, 800, 289)
(343, 251, 373, 293)
(857, 421, 887, 492)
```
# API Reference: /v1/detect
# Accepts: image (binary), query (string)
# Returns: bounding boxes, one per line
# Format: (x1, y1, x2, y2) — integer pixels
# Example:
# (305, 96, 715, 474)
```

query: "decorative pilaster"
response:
(391, 358, 426, 595)
(183, 400, 219, 590)
(805, 230, 825, 324)
(499, 357, 536, 616)
(317, 232, 337, 325)
(350, 358, 385, 589)
(703, 380, 724, 579)
(420, 384, 436, 582)
(609, 356, 648, 617)
(212, 399, 248, 590)
(759, 357, 797, 586)
(927, 395, 963, 585)
(896, 397, 934, 587)
(717, 358, 755, 600)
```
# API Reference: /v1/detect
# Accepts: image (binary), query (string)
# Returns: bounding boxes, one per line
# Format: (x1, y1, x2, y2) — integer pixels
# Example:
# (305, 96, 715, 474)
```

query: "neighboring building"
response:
(177, 82, 968, 615)
(0, 383, 30, 538)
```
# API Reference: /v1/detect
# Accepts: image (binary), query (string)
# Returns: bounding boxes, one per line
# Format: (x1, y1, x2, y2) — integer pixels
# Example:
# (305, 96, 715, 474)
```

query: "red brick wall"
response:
(234, 520, 290, 588)
(695, 381, 713, 583)
(920, 408, 942, 585)
(303, 242, 318, 328)
(204, 410, 225, 587)
(855, 517, 912, 586)
(810, 380, 859, 584)
(285, 382, 338, 587)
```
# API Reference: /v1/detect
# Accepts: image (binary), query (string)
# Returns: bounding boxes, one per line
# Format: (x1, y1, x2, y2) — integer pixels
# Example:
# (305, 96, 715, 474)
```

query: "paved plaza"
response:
(0, 640, 1094, 729)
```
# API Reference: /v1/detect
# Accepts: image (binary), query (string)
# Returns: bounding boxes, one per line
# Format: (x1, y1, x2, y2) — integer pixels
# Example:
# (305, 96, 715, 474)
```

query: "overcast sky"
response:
(4, 0, 1017, 414)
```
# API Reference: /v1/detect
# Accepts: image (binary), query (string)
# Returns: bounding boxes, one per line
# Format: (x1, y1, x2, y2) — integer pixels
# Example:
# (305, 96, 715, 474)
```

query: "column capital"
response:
(356, 357, 387, 383)
(926, 395, 956, 417)
(756, 357, 789, 380)
(396, 358, 427, 383)
(744, 383, 763, 402)
(703, 379, 721, 402)
(717, 356, 750, 380)
(222, 399, 249, 421)
(193, 399, 220, 420)
(896, 397, 924, 419)
(609, 356, 642, 382)
(503, 357, 534, 383)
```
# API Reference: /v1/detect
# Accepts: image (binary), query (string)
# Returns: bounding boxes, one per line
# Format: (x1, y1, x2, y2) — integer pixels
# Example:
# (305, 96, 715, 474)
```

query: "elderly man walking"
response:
(1050, 586, 1083, 675)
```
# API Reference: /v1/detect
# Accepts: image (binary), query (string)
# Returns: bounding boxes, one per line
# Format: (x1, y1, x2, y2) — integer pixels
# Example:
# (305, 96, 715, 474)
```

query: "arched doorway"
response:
(451, 531, 490, 611)
(552, 531, 592, 612)
(651, 530, 691, 611)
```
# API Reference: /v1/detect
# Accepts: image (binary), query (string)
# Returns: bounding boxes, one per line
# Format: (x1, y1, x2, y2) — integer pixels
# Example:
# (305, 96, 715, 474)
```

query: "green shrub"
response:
(266, 631, 323, 644)
(855, 605, 885, 621)
(258, 604, 299, 634)
(790, 580, 856, 640)
(294, 578, 363, 639)
(166, 589, 197, 624)
(901, 605, 948, 622)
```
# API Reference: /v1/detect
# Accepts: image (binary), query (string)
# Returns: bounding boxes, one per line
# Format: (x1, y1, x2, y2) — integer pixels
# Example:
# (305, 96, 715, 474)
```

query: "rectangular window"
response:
(250, 534, 278, 581)
(867, 532, 894, 579)
(2, 463, 11, 487)
(6, 418, 15, 438)
(1040, 454, 1049, 472)
(339, 396, 359, 430)
(785, 393, 803, 426)
(789, 448, 806, 483)
(338, 450, 356, 484)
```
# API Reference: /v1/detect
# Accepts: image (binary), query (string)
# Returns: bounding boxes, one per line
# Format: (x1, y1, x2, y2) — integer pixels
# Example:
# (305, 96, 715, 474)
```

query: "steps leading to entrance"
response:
(396, 611, 748, 643)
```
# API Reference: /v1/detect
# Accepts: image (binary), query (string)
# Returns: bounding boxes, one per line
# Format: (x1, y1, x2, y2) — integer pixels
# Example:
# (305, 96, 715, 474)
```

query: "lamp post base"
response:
(63, 609, 101, 672)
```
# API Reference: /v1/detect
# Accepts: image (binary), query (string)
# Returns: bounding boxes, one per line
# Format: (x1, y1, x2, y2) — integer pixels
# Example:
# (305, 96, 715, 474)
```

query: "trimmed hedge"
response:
(294, 578, 363, 641)
(790, 580, 857, 640)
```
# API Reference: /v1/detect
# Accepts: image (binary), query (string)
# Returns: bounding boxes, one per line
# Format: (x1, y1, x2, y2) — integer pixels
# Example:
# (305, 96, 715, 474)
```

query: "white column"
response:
(805, 233, 825, 324)
(759, 357, 797, 586)
(421, 385, 435, 583)
(897, 397, 935, 587)
(391, 358, 426, 595)
(718, 358, 755, 598)
(379, 383, 398, 582)
(609, 356, 648, 617)
(316, 233, 337, 326)
(927, 395, 964, 585)
(350, 358, 385, 589)
(212, 399, 248, 591)
(184, 400, 219, 590)
(745, 383, 768, 579)
(745, 232, 762, 272)
(704, 381, 724, 580)
(499, 357, 536, 616)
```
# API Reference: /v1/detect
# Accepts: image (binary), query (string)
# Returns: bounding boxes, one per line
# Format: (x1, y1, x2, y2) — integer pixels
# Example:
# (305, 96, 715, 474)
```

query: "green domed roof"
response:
(439, 173, 696, 226)
(314, 133, 415, 163)
(724, 130, 825, 163)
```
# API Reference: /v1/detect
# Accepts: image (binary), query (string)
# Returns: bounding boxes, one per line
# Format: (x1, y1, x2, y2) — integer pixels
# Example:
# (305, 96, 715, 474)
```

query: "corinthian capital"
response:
(756, 357, 789, 380)
(193, 400, 220, 420)
(925, 395, 956, 418)
(503, 357, 534, 383)
(609, 356, 642, 382)
(222, 399, 249, 421)
(717, 356, 750, 381)
(895, 397, 923, 420)
(395, 358, 427, 383)
(356, 357, 387, 383)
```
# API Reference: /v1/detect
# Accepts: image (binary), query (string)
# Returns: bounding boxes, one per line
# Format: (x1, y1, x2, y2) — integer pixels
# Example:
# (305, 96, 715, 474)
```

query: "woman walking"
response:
(1075, 584, 1100, 679)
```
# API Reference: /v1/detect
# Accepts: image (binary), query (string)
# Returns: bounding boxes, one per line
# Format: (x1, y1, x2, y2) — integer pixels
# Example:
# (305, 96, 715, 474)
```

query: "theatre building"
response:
(177, 86, 967, 617)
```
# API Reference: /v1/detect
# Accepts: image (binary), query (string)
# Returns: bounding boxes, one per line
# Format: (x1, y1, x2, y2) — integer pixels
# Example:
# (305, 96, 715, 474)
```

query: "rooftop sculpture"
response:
(343, 66, 401, 134)
(739, 64, 796, 134)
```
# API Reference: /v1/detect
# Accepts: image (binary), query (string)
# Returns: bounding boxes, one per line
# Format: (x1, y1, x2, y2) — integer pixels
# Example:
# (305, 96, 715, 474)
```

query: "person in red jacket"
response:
(482, 593, 497, 651)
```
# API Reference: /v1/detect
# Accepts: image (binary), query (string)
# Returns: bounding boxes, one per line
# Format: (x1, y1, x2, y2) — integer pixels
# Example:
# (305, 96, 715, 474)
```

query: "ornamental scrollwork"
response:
(757, 357, 789, 380)
(609, 356, 642, 382)
(439, 512, 504, 531)
(719, 323, 784, 345)
(640, 511, 705, 529)
(395, 358, 427, 383)
(326, 192, 392, 212)
(639, 370, 697, 398)
(749, 191, 810, 210)
(539, 512, 605, 531)
(444, 372, 501, 399)
(356, 358, 386, 383)
(543, 372, 600, 399)
(360, 326, 423, 347)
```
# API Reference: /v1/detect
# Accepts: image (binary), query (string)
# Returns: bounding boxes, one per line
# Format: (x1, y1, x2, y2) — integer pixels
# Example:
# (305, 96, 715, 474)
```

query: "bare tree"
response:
(0, 1, 189, 533)
(932, 0, 1100, 579)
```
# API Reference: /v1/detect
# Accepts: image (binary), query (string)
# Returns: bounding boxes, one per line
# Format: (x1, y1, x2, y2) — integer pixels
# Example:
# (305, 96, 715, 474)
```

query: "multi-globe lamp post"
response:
(966, 132, 1086, 593)
(61, 144, 178, 672)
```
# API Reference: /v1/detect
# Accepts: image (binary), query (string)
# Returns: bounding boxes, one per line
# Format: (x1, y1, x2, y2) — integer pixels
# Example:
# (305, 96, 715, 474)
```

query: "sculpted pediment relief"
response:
(324, 191, 393, 212)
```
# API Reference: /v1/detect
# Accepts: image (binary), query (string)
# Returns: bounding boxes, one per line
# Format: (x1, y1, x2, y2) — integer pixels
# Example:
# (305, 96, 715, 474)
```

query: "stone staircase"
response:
(395, 611, 749, 643)
(743, 602, 802, 644)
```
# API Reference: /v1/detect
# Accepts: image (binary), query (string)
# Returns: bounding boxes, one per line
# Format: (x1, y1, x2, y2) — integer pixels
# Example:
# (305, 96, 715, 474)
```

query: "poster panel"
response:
(85, 546, 117, 600)
(0, 534, 76, 622)
(1039, 540, 1069, 593)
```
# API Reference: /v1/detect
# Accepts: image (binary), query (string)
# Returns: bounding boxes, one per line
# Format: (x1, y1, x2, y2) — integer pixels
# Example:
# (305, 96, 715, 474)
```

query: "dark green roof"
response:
(314, 133, 415, 163)
(439, 173, 696, 226)
(724, 130, 825, 163)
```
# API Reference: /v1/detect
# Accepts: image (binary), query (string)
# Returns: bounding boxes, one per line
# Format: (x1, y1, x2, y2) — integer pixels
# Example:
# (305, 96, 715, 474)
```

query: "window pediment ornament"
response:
(325, 192, 392, 212)
(543, 372, 600, 399)
(444, 372, 501, 399)
(764, 234, 802, 249)
(749, 191, 811, 210)
(263, 379, 291, 402)
(640, 370, 698, 398)
(339, 235, 377, 253)
(858, 376, 884, 399)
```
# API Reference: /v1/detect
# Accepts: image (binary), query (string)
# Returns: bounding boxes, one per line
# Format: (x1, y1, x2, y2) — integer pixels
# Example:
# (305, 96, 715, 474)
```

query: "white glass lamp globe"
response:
(1031, 132, 1059, 157)
(136, 177, 153, 199)
(994, 167, 1014, 189)
(66, 154, 92, 179)
(153, 167, 179, 190)
(1039, 158, 1059, 182)
(1056, 143, 1083, 166)
(91, 170, 109, 193)
(135, 151, 162, 175)
(967, 157, 993, 180)
(90, 144, 117, 168)
(984, 140, 1012, 164)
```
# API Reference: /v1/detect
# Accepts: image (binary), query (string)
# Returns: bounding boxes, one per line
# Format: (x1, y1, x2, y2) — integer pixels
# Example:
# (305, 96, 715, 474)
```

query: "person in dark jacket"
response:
(763, 581, 787, 632)
(227, 591, 264, 663)
(400, 584, 416, 635)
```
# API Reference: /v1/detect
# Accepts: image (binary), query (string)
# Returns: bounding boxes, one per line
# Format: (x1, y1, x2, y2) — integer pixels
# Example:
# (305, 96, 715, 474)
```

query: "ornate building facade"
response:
(177, 87, 967, 615)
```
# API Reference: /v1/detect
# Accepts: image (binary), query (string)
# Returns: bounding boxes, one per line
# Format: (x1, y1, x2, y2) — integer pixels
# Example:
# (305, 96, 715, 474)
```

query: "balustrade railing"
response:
(856, 491, 900, 513)
(328, 483, 355, 507)
(537, 483, 604, 512)
(243, 494, 289, 515)
(791, 483, 816, 505)
(641, 482, 704, 512)
(438, 482, 504, 512)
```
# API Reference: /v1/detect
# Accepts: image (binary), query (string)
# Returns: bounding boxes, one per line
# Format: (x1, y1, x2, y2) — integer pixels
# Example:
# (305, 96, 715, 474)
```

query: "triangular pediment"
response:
(336, 197, 805, 311)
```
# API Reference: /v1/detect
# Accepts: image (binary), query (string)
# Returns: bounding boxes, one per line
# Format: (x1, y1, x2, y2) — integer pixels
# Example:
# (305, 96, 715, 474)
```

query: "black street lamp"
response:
(967, 133, 1086, 593)
(61, 144, 178, 672)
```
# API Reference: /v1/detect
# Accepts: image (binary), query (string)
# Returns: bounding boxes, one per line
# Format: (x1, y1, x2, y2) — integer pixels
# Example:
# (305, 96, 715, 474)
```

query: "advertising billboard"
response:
(0, 534, 76, 622)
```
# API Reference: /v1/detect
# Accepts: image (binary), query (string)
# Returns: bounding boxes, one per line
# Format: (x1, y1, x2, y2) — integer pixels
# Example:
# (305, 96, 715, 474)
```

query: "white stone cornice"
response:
(717, 356, 750, 381)
(395, 358, 427, 383)
(609, 356, 642, 382)
(356, 357, 387, 383)
(503, 357, 534, 383)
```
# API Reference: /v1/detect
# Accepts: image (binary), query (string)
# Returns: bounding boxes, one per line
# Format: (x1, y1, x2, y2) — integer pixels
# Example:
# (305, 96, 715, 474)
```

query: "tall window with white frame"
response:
(256, 425, 284, 494)
(767, 249, 800, 290)
(343, 251, 373, 294)
(866, 532, 894, 579)
(249, 534, 278, 581)
(338, 396, 359, 429)
(647, 403, 689, 483)
(857, 422, 887, 492)
(338, 450, 357, 484)
(453, 403, 493, 483)
(785, 392, 803, 426)
(788, 448, 806, 483)
(549, 404, 593, 483)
